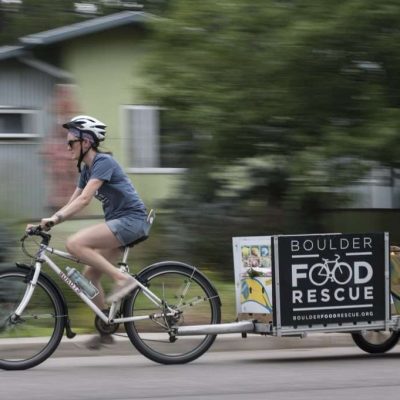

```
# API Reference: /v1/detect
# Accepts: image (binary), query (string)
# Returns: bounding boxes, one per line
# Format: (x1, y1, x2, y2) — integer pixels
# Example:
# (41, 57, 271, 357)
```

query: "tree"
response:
(0, 1, 79, 45)
(141, 0, 400, 273)
(0, 1, 172, 46)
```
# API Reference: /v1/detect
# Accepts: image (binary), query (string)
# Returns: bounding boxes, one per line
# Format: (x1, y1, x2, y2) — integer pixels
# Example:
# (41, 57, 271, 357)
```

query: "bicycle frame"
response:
(14, 239, 178, 325)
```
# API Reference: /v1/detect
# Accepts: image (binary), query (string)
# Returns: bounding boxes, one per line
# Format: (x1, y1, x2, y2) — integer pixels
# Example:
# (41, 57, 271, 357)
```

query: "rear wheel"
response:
(123, 264, 221, 364)
(352, 330, 400, 354)
(0, 268, 65, 370)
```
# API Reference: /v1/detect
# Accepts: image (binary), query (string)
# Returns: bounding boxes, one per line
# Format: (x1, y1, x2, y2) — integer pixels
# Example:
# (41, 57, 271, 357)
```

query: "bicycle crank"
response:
(95, 310, 120, 335)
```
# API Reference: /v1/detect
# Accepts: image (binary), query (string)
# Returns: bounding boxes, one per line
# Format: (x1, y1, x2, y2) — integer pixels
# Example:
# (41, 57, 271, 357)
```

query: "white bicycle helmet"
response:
(63, 115, 106, 144)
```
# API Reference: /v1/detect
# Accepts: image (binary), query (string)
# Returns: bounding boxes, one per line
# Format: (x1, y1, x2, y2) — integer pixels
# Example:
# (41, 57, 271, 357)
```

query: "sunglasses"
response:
(67, 139, 82, 148)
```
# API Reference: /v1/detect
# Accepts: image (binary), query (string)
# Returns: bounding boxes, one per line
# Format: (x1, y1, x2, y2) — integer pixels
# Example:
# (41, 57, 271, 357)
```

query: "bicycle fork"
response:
(11, 262, 42, 321)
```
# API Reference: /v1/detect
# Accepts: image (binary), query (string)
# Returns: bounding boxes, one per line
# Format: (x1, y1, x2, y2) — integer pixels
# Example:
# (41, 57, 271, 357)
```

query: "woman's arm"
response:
(57, 187, 83, 213)
(40, 179, 103, 229)
(65, 187, 83, 206)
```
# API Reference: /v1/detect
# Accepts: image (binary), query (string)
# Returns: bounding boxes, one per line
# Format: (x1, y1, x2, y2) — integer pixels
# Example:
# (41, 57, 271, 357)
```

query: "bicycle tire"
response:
(0, 267, 65, 370)
(309, 263, 330, 286)
(123, 263, 221, 364)
(352, 330, 400, 354)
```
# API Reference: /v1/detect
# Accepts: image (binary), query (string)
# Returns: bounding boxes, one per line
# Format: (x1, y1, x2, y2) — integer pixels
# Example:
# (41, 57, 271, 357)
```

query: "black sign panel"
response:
(274, 233, 388, 328)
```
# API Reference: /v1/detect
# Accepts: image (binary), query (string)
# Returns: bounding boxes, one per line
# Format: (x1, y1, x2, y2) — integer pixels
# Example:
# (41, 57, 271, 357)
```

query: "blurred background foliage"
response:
(140, 0, 400, 275)
(2, 0, 400, 277)
(1, 0, 400, 327)
(0, 0, 78, 45)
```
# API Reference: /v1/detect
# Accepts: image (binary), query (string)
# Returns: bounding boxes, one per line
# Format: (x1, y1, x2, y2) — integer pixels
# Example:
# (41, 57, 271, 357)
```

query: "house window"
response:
(123, 105, 192, 173)
(0, 109, 39, 138)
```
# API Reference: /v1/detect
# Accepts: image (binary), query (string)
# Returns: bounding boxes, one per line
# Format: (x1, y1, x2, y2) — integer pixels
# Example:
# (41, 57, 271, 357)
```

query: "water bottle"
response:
(66, 267, 99, 299)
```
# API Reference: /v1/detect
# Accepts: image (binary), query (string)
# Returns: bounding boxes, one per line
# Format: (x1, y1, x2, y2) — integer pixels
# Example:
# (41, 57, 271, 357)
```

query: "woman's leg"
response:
(83, 247, 124, 349)
(66, 223, 127, 282)
(66, 222, 138, 304)
(83, 247, 122, 310)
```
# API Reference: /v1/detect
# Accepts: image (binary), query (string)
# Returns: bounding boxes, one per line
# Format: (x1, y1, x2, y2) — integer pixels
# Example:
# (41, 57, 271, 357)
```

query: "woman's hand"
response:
(25, 212, 63, 233)
(25, 223, 38, 233)
(40, 216, 58, 231)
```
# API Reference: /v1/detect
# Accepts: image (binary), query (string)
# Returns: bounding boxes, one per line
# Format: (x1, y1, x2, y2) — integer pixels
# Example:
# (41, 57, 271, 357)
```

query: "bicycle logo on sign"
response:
(309, 254, 352, 286)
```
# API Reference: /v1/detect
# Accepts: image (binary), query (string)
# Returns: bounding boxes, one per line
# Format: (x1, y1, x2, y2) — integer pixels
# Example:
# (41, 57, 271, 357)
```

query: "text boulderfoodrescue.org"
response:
(292, 311, 374, 321)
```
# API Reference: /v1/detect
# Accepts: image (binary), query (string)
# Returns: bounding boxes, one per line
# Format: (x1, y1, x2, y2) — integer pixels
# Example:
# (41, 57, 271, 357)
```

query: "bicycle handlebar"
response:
(21, 225, 52, 243)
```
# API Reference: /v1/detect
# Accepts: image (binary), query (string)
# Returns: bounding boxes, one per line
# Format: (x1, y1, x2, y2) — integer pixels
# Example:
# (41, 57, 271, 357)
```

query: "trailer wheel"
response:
(352, 330, 400, 354)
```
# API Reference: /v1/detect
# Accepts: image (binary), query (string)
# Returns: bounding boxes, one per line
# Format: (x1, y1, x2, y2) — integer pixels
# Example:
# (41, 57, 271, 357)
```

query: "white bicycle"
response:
(0, 216, 221, 370)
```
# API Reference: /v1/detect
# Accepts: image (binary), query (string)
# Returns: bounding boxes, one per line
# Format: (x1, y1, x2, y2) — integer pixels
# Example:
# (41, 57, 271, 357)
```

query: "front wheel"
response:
(0, 267, 65, 370)
(352, 330, 400, 354)
(123, 263, 221, 364)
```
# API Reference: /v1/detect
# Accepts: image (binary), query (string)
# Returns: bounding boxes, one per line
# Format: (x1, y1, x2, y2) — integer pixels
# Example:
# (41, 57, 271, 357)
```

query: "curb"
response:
(0, 332, 355, 359)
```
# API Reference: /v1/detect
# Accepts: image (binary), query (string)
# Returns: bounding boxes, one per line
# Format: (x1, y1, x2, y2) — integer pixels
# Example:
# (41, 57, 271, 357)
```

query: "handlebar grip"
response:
(42, 221, 55, 232)
(30, 225, 40, 233)
(22, 225, 41, 240)
(26, 225, 42, 235)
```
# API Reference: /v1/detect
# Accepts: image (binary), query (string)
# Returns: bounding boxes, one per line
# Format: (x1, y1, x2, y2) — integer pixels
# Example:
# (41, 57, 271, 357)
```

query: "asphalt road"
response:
(1, 346, 400, 400)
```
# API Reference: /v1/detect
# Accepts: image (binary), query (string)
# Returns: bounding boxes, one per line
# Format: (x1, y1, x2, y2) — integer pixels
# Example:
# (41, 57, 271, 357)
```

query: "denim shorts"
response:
(106, 215, 148, 247)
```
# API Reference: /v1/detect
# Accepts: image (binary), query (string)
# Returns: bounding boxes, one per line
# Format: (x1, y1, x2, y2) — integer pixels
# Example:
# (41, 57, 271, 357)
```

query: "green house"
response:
(0, 11, 183, 218)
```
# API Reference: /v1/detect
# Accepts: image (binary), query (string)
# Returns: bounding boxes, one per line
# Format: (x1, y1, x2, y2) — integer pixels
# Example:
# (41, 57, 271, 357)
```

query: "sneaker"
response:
(106, 276, 139, 303)
(86, 334, 115, 350)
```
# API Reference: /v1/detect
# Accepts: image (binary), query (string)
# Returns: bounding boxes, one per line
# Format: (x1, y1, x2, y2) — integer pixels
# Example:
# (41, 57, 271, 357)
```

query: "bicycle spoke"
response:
(177, 294, 219, 311)
(175, 278, 193, 308)
(19, 313, 59, 320)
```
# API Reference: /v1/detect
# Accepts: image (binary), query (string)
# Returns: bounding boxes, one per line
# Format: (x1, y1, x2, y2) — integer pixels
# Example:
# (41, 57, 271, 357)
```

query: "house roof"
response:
(20, 11, 148, 46)
(0, 45, 25, 61)
(0, 11, 151, 76)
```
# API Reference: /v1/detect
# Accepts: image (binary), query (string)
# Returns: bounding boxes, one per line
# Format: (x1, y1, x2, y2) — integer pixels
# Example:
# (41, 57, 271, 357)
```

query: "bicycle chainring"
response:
(95, 310, 120, 335)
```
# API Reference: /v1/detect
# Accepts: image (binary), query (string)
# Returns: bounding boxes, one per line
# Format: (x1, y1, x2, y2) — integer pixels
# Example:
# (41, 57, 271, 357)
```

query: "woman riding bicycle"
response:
(28, 115, 148, 347)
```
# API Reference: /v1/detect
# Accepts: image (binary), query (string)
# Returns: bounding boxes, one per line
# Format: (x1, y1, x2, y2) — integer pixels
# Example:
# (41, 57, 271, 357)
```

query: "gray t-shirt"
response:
(78, 153, 146, 220)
